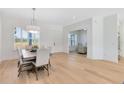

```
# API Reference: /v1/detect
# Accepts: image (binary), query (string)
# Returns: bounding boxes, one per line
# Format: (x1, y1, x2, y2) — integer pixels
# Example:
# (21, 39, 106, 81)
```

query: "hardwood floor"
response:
(0, 53, 124, 84)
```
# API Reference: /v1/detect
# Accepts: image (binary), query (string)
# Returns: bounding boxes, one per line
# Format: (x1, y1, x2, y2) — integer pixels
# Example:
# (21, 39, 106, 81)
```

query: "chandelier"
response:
(26, 8, 40, 33)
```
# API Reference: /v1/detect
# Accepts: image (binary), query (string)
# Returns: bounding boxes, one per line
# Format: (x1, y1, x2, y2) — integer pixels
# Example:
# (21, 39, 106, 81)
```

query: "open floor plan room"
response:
(0, 8, 124, 84)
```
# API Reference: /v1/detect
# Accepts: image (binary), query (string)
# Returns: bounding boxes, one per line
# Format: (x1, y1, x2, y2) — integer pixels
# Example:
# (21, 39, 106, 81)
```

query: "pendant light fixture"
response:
(26, 8, 40, 33)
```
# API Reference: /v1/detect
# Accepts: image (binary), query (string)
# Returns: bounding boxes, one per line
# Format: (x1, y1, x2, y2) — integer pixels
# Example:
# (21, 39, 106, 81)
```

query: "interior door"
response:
(103, 14, 118, 63)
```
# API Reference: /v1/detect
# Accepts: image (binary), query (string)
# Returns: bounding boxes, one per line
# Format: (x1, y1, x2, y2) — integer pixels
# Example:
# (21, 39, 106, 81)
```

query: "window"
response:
(68, 33, 77, 47)
(14, 27, 40, 48)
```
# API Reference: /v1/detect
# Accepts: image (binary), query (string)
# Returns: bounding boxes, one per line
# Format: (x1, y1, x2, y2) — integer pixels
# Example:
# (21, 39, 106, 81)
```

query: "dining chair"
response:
(17, 48, 36, 67)
(17, 48, 22, 67)
(32, 48, 50, 80)
(17, 48, 35, 77)
(18, 55, 33, 77)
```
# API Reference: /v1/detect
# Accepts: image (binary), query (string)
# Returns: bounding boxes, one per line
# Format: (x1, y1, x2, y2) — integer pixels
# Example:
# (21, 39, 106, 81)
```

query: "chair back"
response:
(17, 48, 22, 59)
(17, 48, 24, 65)
(36, 48, 50, 67)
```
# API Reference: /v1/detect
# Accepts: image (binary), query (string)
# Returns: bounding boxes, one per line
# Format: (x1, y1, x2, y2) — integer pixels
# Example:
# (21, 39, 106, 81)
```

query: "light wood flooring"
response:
(0, 53, 124, 84)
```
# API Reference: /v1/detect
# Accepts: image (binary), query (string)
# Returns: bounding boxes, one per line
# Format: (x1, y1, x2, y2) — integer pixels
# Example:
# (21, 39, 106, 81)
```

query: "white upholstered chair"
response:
(18, 55, 33, 77)
(17, 48, 33, 77)
(17, 48, 22, 67)
(17, 48, 32, 66)
(32, 48, 50, 80)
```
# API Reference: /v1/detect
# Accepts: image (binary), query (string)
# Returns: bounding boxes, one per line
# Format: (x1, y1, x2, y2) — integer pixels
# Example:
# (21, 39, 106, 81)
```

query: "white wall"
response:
(103, 14, 118, 63)
(63, 18, 93, 59)
(92, 16, 103, 59)
(39, 25, 63, 53)
(120, 22, 124, 57)
(92, 15, 119, 62)
(0, 15, 2, 62)
(1, 14, 63, 61)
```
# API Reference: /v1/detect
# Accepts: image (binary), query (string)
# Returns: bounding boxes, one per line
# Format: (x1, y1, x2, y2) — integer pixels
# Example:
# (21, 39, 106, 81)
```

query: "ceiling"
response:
(0, 8, 124, 25)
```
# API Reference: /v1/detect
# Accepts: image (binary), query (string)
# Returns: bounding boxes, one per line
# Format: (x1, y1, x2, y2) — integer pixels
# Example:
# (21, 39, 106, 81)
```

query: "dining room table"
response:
(21, 49, 37, 60)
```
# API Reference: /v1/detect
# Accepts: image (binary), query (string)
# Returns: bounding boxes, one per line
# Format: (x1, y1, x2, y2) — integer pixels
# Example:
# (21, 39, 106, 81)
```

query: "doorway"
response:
(68, 29, 87, 56)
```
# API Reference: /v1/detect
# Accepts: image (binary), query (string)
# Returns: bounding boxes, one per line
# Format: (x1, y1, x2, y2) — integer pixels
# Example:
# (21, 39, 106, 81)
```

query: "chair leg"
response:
(49, 59, 51, 67)
(18, 71, 21, 77)
(34, 67, 38, 80)
(18, 65, 21, 77)
(27, 70, 30, 78)
(18, 61, 20, 67)
(47, 64, 49, 76)
(18, 66, 21, 72)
